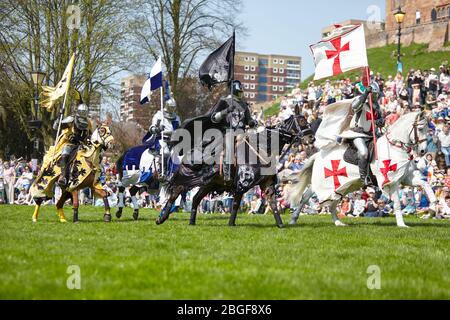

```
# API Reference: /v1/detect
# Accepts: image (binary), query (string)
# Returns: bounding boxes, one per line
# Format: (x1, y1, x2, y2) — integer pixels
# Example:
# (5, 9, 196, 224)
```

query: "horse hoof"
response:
(60, 219, 67, 223)
(155, 218, 162, 225)
(133, 210, 139, 221)
(398, 224, 410, 229)
(116, 211, 122, 219)
(335, 221, 347, 227)
(229, 223, 237, 227)
(32, 219, 37, 223)
(289, 220, 297, 226)
(277, 224, 285, 229)
(189, 222, 196, 226)
(104, 214, 112, 223)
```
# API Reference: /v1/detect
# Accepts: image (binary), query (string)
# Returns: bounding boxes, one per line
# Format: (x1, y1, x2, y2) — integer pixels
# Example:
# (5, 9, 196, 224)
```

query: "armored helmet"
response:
(75, 104, 89, 130)
(368, 81, 380, 102)
(232, 80, 244, 99)
(164, 98, 177, 119)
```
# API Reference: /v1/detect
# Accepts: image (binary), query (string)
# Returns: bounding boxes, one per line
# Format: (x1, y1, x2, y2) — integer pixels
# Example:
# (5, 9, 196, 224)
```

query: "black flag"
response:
(199, 32, 235, 89)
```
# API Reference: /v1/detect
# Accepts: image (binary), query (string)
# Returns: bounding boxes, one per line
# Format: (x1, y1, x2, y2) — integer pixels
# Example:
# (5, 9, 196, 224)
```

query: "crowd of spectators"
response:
(1, 63, 449, 220)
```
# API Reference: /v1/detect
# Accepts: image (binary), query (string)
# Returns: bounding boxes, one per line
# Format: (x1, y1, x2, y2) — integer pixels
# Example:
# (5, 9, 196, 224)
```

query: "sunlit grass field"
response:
(0, 205, 449, 300)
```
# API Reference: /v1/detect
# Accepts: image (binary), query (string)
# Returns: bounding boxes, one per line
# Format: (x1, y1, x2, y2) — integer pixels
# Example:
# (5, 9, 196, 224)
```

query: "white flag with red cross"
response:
(310, 25, 368, 81)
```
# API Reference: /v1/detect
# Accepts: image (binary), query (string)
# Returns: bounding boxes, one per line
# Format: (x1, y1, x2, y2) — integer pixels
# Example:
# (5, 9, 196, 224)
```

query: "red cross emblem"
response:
(325, 37, 350, 76)
(365, 111, 374, 132)
(324, 160, 348, 190)
(380, 160, 397, 186)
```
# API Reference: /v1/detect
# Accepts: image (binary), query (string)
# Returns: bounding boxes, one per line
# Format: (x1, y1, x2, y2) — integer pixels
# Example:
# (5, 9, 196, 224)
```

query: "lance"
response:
(365, 66, 378, 160)
(51, 53, 76, 165)
(160, 59, 165, 178)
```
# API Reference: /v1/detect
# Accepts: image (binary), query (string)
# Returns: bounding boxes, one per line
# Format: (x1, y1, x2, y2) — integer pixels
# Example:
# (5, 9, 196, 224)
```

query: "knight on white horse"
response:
(142, 97, 181, 178)
(115, 98, 181, 220)
(289, 102, 437, 228)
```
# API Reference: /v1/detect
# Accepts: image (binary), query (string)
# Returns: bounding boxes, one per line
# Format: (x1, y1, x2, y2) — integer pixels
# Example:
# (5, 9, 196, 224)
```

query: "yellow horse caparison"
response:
(31, 125, 114, 223)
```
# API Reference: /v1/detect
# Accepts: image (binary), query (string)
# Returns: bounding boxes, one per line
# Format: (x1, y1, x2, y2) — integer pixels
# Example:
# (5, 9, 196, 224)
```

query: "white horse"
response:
(289, 111, 437, 228)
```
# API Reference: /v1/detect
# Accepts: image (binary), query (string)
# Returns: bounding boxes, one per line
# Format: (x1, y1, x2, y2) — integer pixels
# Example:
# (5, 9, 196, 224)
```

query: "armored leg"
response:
(353, 138, 370, 186)
(58, 145, 74, 188)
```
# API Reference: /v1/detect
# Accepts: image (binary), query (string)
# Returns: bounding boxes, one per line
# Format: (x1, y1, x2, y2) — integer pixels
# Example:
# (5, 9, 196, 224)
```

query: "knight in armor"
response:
(182, 80, 257, 181)
(143, 98, 181, 176)
(347, 81, 384, 186)
(56, 103, 92, 188)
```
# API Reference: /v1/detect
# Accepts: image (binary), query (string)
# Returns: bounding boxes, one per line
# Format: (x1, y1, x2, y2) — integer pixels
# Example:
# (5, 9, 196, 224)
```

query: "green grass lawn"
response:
(0, 205, 449, 300)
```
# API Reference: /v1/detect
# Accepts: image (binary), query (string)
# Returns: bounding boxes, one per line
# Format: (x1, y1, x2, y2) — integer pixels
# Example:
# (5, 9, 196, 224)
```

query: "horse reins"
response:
(386, 115, 426, 154)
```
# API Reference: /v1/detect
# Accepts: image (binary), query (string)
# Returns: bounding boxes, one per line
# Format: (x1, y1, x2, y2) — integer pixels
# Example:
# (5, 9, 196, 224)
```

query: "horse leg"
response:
(72, 191, 79, 223)
(116, 185, 125, 219)
(156, 186, 183, 225)
(229, 193, 243, 227)
(330, 200, 346, 227)
(130, 186, 140, 221)
(389, 186, 408, 228)
(55, 192, 68, 223)
(32, 198, 44, 222)
(264, 185, 284, 228)
(189, 186, 212, 226)
(289, 187, 313, 225)
(94, 188, 112, 222)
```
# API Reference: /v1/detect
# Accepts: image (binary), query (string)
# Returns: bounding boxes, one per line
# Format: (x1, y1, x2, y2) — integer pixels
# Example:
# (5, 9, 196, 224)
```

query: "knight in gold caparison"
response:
(55, 103, 93, 188)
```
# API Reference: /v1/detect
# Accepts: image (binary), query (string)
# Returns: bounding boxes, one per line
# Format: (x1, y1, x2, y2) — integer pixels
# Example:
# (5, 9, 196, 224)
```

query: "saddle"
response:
(343, 140, 377, 184)
(343, 140, 373, 166)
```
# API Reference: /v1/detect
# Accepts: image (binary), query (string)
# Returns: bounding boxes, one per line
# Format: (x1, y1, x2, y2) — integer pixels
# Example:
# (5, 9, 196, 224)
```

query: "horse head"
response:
(280, 110, 315, 148)
(91, 123, 114, 151)
(388, 111, 429, 156)
(413, 111, 429, 156)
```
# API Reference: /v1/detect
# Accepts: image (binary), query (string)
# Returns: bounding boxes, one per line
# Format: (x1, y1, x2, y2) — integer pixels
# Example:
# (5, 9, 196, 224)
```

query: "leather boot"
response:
(358, 158, 370, 187)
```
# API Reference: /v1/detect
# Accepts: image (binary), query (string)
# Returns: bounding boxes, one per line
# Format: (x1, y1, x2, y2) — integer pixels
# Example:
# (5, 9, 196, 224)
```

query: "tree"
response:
(131, 0, 244, 99)
(0, 0, 138, 158)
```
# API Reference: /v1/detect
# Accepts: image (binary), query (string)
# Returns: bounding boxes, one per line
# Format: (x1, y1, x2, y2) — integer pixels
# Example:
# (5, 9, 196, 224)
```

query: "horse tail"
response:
(116, 154, 125, 181)
(288, 153, 316, 205)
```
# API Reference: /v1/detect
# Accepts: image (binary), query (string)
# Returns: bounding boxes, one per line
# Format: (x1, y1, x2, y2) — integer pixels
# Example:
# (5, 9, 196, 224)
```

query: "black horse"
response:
(155, 108, 314, 228)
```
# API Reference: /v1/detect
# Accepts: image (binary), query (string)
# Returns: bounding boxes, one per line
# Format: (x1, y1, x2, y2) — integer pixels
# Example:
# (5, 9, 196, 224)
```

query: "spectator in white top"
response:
(438, 125, 450, 167)
(307, 82, 317, 109)
(439, 66, 449, 93)
(278, 105, 294, 121)
(350, 192, 366, 217)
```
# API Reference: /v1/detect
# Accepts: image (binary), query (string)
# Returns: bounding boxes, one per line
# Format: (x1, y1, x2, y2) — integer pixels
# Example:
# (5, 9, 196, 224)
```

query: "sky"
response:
(239, 0, 386, 79)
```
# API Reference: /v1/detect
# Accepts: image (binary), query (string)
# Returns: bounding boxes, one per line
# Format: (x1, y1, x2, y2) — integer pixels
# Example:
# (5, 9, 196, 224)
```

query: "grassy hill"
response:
(263, 43, 449, 117)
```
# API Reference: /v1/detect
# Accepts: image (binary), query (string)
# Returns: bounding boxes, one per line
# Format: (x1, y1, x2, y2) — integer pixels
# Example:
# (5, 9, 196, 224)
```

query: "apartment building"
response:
(235, 51, 302, 105)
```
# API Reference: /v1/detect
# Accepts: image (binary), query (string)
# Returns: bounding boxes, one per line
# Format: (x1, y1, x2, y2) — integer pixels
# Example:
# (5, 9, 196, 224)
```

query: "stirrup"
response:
(362, 176, 373, 187)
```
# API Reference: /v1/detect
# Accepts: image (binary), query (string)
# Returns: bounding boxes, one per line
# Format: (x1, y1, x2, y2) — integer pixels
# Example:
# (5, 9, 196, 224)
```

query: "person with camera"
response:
(364, 188, 380, 218)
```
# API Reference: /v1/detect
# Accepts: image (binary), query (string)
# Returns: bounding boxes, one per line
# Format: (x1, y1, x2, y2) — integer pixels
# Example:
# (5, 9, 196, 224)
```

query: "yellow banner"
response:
(41, 53, 75, 111)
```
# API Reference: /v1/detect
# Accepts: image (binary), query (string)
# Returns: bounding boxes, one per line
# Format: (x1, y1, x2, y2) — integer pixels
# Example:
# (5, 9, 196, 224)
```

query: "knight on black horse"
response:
(180, 80, 256, 181)
(156, 81, 314, 227)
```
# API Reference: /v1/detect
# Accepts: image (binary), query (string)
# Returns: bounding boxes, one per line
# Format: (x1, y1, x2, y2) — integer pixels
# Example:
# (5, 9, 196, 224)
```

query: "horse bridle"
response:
(387, 115, 427, 153)
(93, 126, 111, 150)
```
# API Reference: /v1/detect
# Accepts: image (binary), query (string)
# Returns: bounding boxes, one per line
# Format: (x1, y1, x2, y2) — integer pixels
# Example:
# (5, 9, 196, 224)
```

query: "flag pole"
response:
(228, 31, 235, 180)
(160, 59, 165, 179)
(52, 53, 75, 165)
(365, 66, 378, 160)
